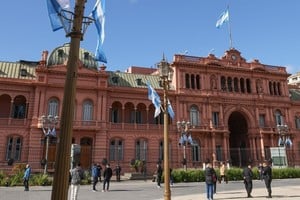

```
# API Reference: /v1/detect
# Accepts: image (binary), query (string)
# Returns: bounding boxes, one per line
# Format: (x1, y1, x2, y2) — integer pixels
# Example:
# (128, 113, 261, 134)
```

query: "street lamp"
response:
(276, 124, 292, 167)
(277, 124, 292, 147)
(176, 121, 193, 171)
(39, 115, 59, 175)
(158, 55, 173, 200)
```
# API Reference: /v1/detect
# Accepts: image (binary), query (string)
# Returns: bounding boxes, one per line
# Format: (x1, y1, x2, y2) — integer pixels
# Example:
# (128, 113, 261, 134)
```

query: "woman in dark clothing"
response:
(205, 163, 216, 200)
(263, 162, 272, 198)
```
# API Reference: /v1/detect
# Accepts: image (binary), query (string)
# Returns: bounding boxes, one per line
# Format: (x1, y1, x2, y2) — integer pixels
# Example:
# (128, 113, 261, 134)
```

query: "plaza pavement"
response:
(0, 178, 299, 200)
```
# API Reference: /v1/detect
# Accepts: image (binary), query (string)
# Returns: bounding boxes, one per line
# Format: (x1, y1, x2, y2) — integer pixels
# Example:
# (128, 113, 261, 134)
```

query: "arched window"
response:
(82, 100, 93, 121)
(109, 138, 123, 161)
(111, 102, 122, 123)
(124, 102, 135, 123)
(6, 136, 22, 161)
(13, 95, 27, 119)
(0, 94, 12, 118)
(135, 138, 148, 161)
(190, 105, 199, 126)
(48, 98, 59, 117)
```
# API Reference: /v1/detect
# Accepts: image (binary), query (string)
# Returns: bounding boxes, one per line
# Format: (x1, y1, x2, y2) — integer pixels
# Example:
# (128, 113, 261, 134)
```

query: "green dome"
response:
(47, 43, 98, 70)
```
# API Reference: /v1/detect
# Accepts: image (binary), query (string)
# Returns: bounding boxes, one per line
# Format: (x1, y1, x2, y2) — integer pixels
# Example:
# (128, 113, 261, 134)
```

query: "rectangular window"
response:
(212, 112, 219, 127)
(109, 140, 123, 161)
(6, 137, 22, 161)
(259, 114, 266, 128)
(191, 145, 200, 162)
(136, 140, 147, 161)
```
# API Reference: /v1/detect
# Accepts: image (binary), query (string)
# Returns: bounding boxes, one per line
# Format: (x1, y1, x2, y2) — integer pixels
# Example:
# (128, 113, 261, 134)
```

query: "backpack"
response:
(71, 168, 83, 184)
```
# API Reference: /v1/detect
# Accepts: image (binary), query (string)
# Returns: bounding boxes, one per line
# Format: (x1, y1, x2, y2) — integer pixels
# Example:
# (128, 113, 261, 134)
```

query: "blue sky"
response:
(1, 0, 300, 74)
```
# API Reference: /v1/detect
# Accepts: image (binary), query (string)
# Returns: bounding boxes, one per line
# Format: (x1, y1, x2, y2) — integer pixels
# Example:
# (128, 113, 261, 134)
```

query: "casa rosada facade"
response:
(0, 43, 300, 174)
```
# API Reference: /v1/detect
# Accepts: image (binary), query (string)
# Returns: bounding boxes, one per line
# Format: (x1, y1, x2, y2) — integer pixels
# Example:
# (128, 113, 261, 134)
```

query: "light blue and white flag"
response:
(147, 82, 161, 118)
(46, 0, 71, 32)
(91, 0, 107, 63)
(216, 9, 229, 28)
(278, 137, 283, 146)
(50, 127, 57, 137)
(285, 137, 292, 147)
(167, 99, 175, 119)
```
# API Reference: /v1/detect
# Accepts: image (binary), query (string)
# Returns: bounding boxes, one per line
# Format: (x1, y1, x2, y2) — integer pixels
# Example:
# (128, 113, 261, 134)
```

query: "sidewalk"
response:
(158, 184, 300, 200)
(1, 179, 300, 200)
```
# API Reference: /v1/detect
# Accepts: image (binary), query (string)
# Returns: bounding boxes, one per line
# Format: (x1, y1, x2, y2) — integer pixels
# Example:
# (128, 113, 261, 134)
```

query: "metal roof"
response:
(0, 61, 37, 80)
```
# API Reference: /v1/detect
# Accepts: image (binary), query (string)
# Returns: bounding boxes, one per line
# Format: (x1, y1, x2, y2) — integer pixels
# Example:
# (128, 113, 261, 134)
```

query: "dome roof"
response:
(47, 43, 98, 70)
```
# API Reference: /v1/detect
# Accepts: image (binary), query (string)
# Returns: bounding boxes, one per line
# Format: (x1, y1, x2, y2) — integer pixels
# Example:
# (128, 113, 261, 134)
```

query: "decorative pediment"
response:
(222, 48, 246, 63)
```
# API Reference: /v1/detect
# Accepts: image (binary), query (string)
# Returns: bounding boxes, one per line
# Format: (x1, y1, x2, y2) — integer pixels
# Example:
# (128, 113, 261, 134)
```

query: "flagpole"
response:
(227, 5, 233, 49)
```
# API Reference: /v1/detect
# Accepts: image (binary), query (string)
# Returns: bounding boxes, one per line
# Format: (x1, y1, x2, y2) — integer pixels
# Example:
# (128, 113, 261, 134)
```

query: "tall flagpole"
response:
(227, 5, 233, 49)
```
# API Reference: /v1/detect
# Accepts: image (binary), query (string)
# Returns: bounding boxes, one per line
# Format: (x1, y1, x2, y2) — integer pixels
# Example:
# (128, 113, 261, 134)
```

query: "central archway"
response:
(228, 111, 249, 167)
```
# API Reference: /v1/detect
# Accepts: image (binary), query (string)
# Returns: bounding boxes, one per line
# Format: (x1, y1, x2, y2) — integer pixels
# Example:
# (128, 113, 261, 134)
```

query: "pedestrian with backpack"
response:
(70, 163, 84, 200)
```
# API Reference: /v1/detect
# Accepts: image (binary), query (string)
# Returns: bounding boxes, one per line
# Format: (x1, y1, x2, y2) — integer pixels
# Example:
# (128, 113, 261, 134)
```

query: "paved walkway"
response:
(164, 184, 300, 200)
(1, 178, 299, 200)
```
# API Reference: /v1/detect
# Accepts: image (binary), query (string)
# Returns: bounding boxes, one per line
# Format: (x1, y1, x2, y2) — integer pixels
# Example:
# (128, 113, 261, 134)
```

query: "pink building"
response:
(0, 43, 299, 174)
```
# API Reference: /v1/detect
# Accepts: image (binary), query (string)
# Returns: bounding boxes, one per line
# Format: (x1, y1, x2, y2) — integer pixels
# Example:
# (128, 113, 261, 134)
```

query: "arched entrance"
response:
(228, 111, 250, 167)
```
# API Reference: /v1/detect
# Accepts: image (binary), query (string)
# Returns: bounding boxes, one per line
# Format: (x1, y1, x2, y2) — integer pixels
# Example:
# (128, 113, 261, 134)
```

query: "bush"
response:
(170, 167, 300, 183)
(31, 174, 51, 186)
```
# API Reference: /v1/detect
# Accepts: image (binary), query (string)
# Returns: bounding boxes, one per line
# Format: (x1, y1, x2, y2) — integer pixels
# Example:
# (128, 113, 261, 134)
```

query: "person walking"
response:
(91, 163, 100, 191)
(243, 164, 253, 198)
(70, 163, 84, 200)
(170, 168, 174, 187)
(205, 163, 216, 200)
(263, 161, 272, 198)
(97, 163, 102, 182)
(114, 164, 122, 182)
(102, 163, 113, 192)
(219, 162, 227, 183)
(258, 163, 263, 180)
(23, 164, 31, 191)
(212, 167, 218, 194)
(156, 163, 163, 188)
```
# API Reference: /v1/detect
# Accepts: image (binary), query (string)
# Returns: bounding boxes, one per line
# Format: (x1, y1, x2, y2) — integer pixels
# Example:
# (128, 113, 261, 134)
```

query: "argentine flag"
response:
(167, 99, 175, 119)
(46, 0, 71, 32)
(216, 9, 229, 28)
(147, 82, 161, 118)
(91, 0, 107, 63)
